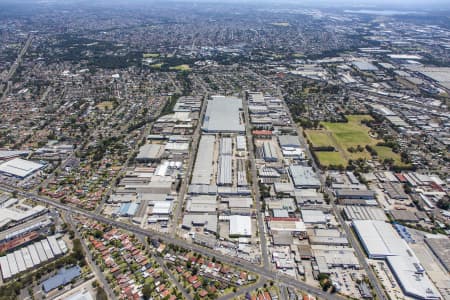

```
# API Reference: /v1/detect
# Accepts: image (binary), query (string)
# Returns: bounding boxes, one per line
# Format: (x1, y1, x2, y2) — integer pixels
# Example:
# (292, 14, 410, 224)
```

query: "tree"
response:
(436, 198, 450, 210)
(96, 286, 108, 300)
(142, 284, 152, 300)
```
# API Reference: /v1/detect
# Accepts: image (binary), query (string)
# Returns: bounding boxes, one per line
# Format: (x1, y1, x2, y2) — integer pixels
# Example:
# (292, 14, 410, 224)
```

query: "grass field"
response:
(169, 64, 191, 71)
(96, 101, 114, 110)
(315, 152, 347, 166)
(304, 115, 407, 168)
(305, 130, 335, 148)
(374, 146, 407, 166)
(321, 115, 375, 148)
(143, 53, 159, 58)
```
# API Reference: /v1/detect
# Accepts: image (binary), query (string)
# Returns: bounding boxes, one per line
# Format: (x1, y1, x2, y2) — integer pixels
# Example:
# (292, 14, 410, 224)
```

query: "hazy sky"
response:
(1, 0, 450, 10)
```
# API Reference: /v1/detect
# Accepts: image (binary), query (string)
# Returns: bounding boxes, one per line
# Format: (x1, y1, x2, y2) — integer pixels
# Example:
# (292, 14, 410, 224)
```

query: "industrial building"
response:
(135, 144, 164, 162)
(424, 238, 450, 273)
(0, 158, 45, 179)
(353, 220, 440, 300)
(202, 96, 245, 133)
(228, 215, 252, 237)
(236, 136, 247, 151)
(288, 165, 321, 189)
(260, 142, 278, 162)
(342, 206, 387, 221)
(0, 235, 67, 280)
(186, 195, 217, 213)
(191, 135, 215, 185)
(115, 203, 139, 217)
(42, 266, 81, 293)
(301, 210, 329, 224)
(182, 214, 218, 234)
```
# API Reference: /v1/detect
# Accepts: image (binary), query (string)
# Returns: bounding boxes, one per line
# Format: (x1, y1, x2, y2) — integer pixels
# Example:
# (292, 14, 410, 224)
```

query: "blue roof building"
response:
(42, 266, 81, 293)
(117, 202, 139, 217)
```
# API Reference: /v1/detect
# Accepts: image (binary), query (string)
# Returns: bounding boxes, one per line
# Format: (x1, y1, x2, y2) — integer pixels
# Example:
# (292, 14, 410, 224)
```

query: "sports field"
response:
(169, 64, 191, 71)
(305, 130, 334, 148)
(304, 115, 406, 168)
(315, 152, 347, 166)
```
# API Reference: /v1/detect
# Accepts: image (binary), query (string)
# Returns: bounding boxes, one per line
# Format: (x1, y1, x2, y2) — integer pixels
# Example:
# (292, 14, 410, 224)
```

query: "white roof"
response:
(353, 220, 440, 299)
(229, 215, 251, 237)
(0, 158, 44, 178)
(191, 135, 215, 185)
(301, 210, 327, 224)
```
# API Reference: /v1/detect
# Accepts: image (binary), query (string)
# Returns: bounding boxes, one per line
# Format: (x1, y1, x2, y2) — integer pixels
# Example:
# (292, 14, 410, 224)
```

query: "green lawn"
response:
(321, 115, 375, 148)
(374, 146, 408, 167)
(143, 53, 159, 58)
(169, 64, 191, 71)
(305, 130, 335, 148)
(315, 152, 347, 167)
(304, 115, 404, 168)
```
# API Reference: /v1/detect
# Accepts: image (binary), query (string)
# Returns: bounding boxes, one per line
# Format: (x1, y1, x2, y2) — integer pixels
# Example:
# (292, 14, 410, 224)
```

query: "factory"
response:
(202, 96, 245, 133)
(191, 135, 215, 185)
(0, 235, 67, 281)
(229, 215, 252, 237)
(288, 165, 321, 189)
(0, 158, 45, 179)
(353, 220, 440, 299)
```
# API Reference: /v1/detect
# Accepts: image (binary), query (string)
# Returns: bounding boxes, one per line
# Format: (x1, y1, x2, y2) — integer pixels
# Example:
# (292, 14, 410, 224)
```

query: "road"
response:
(279, 93, 387, 300)
(242, 92, 270, 269)
(66, 213, 117, 300)
(170, 93, 207, 237)
(0, 183, 342, 300)
(217, 279, 266, 300)
(1, 34, 32, 102)
(137, 235, 193, 300)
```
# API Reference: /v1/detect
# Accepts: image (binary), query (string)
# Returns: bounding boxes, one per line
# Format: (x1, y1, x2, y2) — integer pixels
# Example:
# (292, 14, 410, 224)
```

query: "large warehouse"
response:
(353, 220, 440, 300)
(229, 215, 251, 237)
(288, 165, 321, 189)
(202, 96, 245, 133)
(0, 158, 45, 179)
(191, 135, 215, 185)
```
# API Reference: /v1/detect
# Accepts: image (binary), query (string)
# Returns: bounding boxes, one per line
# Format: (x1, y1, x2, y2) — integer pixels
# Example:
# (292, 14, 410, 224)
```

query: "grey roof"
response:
(278, 135, 301, 148)
(182, 214, 218, 233)
(202, 96, 245, 133)
(262, 142, 277, 161)
(136, 144, 164, 161)
(289, 165, 321, 188)
(220, 137, 233, 155)
(42, 266, 81, 293)
(217, 155, 232, 185)
(353, 220, 440, 299)
(352, 61, 378, 71)
(191, 135, 215, 185)
(343, 206, 387, 221)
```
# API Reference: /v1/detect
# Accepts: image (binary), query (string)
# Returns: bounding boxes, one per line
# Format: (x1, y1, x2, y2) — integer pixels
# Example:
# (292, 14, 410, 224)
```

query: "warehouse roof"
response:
(278, 135, 301, 148)
(229, 215, 252, 237)
(136, 144, 164, 161)
(353, 220, 440, 300)
(42, 266, 81, 293)
(202, 96, 244, 133)
(289, 165, 321, 188)
(191, 135, 215, 185)
(217, 155, 232, 185)
(0, 158, 44, 178)
(343, 206, 387, 221)
(301, 210, 328, 224)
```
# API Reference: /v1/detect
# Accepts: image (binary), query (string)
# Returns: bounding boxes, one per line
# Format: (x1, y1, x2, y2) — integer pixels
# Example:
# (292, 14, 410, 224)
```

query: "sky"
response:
(1, 0, 449, 10)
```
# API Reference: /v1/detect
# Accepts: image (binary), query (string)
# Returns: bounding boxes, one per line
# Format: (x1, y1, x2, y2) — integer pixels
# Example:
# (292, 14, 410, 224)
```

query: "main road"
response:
(0, 183, 342, 300)
(242, 92, 270, 269)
